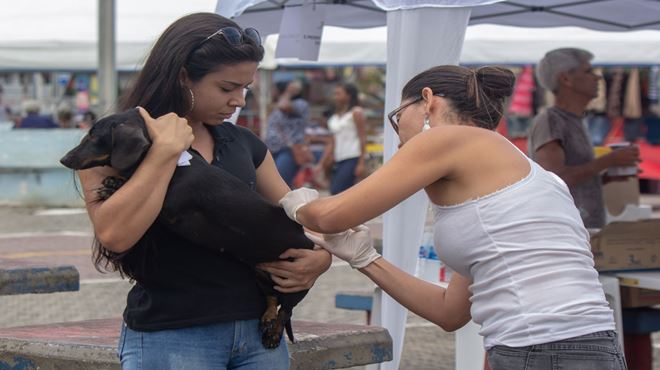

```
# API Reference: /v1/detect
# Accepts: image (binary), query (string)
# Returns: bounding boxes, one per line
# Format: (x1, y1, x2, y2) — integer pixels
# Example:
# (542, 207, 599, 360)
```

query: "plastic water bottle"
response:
(415, 240, 429, 277)
(418, 232, 438, 283)
(439, 262, 454, 283)
(424, 246, 442, 283)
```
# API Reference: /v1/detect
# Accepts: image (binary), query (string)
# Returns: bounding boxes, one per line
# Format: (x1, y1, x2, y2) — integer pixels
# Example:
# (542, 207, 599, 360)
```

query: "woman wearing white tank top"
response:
(319, 83, 368, 194)
(269, 65, 627, 369)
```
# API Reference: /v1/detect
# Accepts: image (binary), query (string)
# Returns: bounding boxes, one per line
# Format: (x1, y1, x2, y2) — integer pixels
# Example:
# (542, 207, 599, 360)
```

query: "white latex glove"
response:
(305, 225, 381, 269)
(279, 188, 319, 223)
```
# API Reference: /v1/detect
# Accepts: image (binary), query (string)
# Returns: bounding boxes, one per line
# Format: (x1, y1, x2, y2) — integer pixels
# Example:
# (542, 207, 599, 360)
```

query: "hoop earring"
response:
(187, 88, 195, 114)
(422, 115, 430, 131)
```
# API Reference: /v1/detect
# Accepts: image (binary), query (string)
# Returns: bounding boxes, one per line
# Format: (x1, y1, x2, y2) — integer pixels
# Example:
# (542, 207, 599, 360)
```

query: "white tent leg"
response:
(98, 0, 117, 115)
(379, 7, 472, 370)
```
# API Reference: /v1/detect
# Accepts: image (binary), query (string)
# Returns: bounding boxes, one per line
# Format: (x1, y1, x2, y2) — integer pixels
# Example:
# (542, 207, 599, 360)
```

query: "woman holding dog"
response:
(275, 66, 627, 369)
(76, 13, 331, 369)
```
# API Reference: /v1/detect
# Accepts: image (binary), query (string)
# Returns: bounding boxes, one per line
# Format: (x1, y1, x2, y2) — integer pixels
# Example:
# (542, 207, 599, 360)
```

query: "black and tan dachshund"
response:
(60, 108, 315, 349)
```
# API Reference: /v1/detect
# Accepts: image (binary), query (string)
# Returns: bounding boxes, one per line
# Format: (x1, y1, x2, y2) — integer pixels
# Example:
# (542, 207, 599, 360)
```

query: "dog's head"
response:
(60, 108, 151, 174)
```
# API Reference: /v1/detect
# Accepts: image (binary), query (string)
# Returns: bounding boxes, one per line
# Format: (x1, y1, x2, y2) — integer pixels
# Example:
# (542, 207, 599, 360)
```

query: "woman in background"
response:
(320, 83, 367, 194)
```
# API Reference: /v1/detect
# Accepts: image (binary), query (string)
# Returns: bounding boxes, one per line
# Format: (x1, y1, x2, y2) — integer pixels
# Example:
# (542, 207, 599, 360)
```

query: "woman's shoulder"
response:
(411, 125, 511, 159)
(427, 124, 498, 140)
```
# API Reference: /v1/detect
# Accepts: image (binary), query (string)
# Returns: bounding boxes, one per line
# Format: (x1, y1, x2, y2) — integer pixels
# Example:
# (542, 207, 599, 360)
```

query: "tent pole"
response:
(258, 69, 272, 140)
(98, 0, 117, 115)
(378, 7, 472, 370)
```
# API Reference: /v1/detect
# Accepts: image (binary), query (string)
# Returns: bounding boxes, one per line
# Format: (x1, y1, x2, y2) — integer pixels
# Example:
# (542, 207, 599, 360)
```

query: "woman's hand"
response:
(138, 107, 194, 158)
(279, 188, 320, 222)
(256, 248, 332, 293)
(306, 225, 381, 269)
(354, 159, 366, 178)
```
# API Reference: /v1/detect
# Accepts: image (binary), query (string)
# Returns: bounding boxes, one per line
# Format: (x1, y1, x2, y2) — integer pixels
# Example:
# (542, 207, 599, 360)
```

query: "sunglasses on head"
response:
(198, 26, 262, 48)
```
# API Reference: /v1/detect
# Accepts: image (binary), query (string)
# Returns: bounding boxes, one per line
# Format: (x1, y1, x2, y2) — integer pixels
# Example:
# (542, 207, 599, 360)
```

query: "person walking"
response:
(320, 83, 367, 194)
(264, 79, 311, 187)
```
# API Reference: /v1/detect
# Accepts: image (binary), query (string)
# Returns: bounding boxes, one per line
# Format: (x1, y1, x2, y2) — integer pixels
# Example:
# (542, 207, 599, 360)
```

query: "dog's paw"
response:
(102, 176, 126, 190)
(261, 329, 282, 349)
(260, 308, 290, 349)
(260, 307, 280, 348)
(96, 176, 126, 201)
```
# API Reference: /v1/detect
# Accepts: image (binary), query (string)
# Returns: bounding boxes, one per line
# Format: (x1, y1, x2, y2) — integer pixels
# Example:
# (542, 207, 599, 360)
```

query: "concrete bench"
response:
(0, 318, 392, 370)
(0, 128, 86, 206)
(335, 290, 374, 325)
(0, 260, 79, 295)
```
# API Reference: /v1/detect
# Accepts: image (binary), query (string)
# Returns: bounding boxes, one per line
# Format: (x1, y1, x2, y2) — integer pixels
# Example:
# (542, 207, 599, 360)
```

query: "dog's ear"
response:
(110, 123, 151, 171)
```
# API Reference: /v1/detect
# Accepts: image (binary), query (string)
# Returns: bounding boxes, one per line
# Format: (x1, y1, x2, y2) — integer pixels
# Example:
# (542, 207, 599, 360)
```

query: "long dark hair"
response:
(96, 13, 264, 278)
(119, 12, 264, 116)
(337, 83, 360, 111)
(401, 65, 515, 130)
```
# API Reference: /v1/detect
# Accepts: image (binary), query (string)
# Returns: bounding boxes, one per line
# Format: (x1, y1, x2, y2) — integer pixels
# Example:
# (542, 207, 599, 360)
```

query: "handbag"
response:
(290, 143, 314, 166)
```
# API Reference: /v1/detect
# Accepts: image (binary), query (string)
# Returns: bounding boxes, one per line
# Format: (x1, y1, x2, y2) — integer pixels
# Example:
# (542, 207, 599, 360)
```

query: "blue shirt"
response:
(264, 98, 309, 153)
(17, 114, 58, 129)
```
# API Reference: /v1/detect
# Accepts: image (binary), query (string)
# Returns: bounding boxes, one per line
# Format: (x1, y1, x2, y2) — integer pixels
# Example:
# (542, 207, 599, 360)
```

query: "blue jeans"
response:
(587, 115, 611, 146)
(330, 157, 359, 195)
(273, 148, 299, 187)
(487, 331, 627, 370)
(117, 320, 290, 370)
(506, 116, 532, 138)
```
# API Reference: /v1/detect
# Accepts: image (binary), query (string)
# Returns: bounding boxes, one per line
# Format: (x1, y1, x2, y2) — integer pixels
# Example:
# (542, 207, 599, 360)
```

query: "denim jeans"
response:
(587, 115, 611, 146)
(330, 157, 359, 195)
(273, 148, 300, 187)
(487, 331, 627, 370)
(506, 116, 532, 138)
(117, 319, 290, 370)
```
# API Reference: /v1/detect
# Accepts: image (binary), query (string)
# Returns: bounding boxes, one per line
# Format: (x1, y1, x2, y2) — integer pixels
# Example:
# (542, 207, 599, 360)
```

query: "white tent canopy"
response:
(260, 24, 660, 69)
(2, 23, 659, 71)
(222, 0, 660, 33)
(0, 0, 217, 71)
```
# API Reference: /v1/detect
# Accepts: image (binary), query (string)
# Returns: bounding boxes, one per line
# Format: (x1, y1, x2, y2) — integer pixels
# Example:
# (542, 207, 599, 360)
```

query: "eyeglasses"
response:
(387, 93, 444, 135)
(198, 27, 262, 48)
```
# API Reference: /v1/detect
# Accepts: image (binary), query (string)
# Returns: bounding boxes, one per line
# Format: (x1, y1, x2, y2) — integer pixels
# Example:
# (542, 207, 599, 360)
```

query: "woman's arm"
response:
(297, 126, 464, 233)
(361, 258, 472, 331)
(317, 135, 335, 173)
(79, 109, 193, 253)
(255, 151, 332, 292)
(352, 107, 368, 178)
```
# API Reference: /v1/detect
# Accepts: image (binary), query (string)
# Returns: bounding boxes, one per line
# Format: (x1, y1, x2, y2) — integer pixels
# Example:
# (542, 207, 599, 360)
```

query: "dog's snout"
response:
(60, 151, 79, 169)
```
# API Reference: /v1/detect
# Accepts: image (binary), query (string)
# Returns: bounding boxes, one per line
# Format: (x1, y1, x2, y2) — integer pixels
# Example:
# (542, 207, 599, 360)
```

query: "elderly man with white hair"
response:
(528, 48, 640, 228)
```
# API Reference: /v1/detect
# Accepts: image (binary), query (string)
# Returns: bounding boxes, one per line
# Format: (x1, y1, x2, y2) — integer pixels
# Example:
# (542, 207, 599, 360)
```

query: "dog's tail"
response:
(284, 315, 295, 343)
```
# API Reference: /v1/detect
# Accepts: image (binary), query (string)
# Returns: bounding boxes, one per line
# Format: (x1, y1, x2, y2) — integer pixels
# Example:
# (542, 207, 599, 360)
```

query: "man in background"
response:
(528, 48, 640, 228)
(14, 100, 58, 129)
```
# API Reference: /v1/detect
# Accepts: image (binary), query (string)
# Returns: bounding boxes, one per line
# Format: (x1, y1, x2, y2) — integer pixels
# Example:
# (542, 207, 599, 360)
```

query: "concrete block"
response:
(0, 262, 79, 295)
(0, 318, 392, 369)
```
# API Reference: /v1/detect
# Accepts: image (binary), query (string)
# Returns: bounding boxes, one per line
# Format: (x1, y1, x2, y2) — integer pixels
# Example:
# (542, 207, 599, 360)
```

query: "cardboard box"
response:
(620, 286, 660, 308)
(590, 219, 660, 272)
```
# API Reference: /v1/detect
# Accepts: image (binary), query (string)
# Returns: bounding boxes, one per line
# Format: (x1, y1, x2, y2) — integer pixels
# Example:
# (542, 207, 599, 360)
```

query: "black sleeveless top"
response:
(122, 123, 269, 331)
